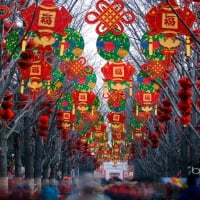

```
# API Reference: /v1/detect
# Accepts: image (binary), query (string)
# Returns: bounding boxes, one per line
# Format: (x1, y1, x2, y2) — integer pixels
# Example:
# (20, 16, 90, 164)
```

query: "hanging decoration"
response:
(177, 77, 193, 127)
(101, 60, 135, 96)
(96, 31, 130, 62)
(71, 90, 99, 114)
(85, 0, 135, 35)
(60, 57, 93, 82)
(0, 5, 11, 19)
(157, 98, 172, 123)
(21, 0, 72, 37)
(107, 91, 127, 112)
(141, 59, 174, 80)
(141, 32, 166, 61)
(53, 28, 84, 61)
(144, 0, 196, 57)
(134, 91, 160, 116)
(0, 91, 15, 121)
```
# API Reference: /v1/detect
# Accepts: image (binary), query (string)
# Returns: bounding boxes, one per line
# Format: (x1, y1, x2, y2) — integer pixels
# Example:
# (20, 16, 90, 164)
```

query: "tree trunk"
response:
(0, 127, 8, 192)
(34, 134, 42, 190)
(14, 132, 23, 186)
(24, 116, 34, 188)
(49, 162, 57, 186)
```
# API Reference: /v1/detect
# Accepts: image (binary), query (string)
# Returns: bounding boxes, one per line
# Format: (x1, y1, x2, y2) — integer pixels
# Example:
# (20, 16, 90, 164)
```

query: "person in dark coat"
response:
(177, 174, 200, 200)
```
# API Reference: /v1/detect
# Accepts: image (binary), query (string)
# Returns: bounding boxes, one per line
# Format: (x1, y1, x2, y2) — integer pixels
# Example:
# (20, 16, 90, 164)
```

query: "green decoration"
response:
(74, 73, 97, 91)
(96, 31, 130, 62)
(43, 66, 65, 91)
(53, 28, 84, 61)
(130, 117, 145, 129)
(107, 80, 129, 91)
(141, 32, 166, 61)
(57, 93, 73, 111)
(6, 28, 36, 59)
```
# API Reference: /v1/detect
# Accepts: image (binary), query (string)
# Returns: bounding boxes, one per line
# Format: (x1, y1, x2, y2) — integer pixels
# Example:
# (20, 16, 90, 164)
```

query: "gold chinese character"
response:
(30, 65, 41, 75)
(113, 67, 124, 78)
(39, 11, 56, 27)
(162, 13, 178, 29)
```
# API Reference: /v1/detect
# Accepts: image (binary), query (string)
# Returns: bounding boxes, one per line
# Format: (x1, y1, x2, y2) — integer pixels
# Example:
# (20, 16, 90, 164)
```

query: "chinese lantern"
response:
(145, 0, 196, 56)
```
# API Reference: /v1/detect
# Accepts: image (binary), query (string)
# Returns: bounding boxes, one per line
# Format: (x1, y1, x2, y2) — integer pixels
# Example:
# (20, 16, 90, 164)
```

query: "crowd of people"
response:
(0, 173, 200, 200)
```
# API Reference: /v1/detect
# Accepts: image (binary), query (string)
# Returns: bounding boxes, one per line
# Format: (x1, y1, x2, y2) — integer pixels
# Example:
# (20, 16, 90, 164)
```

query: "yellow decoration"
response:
(59, 35, 68, 56)
(34, 36, 55, 47)
(21, 36, 27, 52)
(159, 37, 180, 50)
(118, 49, 128, 57)
(153, 83, 160, 90)
(149, 35, 153, 55)
(186, 36, 191, 56)
(47, 80, 51, 94)
(73, 48, 83, 56)
(20, 80, 25, 94)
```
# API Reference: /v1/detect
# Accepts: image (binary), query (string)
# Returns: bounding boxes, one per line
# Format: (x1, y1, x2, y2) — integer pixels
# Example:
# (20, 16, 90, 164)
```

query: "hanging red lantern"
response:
(101, 61, 135, 96)
(21, 0, 72, 37)
(0, 91, 15, 121)
(145, 0, 196, 56)
(71, 90, 97, 113)
(177, 77, 193, 127)
(134, 91, 160, 115)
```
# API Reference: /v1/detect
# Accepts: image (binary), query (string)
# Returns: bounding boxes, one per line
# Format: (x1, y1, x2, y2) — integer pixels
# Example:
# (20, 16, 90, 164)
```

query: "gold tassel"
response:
(60, 35, 67, 56)
(72, 104, 75, 114)
(149, 35, 153, 55)
(154, 105, 158, 116)
(136, 105, 139, 116)
(129, 81, 133, 96)
(104, 83, 108, 98)
(186, 36, 191, 57)
(91, 105, 95, 116)
(20, 80, 25, 94)
(22, 36, 27, 52)
(47, 80, 51, 94)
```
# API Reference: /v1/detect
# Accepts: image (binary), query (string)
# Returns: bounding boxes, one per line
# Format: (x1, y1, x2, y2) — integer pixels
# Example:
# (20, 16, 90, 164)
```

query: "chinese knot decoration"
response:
(85, 0, 135, 35)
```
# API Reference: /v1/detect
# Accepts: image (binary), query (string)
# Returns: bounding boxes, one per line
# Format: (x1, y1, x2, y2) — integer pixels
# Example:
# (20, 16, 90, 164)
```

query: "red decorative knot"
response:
(85, 0, 135, 35)
(0, 5, 10, 19)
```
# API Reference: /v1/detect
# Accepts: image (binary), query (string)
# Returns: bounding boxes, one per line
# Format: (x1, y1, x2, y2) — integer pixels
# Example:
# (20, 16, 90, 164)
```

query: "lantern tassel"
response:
(154, 105, 158, 116)
(149, 35, 153, 55)
(60, 35, 67, 56)
(47, 80, 51, 94)
(72, 105, 75, 114)
(104, 83, 109, 98)
(20, 80, 25, 94)
(129, 81, 133, 96)
(136, 105, 139, 116)
(186, 36, 191, 57)
(22, 36, 27, 52)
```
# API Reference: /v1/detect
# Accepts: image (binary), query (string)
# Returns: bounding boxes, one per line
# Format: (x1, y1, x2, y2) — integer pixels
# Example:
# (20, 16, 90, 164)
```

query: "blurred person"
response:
(67, 172, 111, 200)
(143, 182, 154, 200)
(177, 174, 200, 200)
(8, 183, 32, 200)
(58, 182, 71, 200)
(35, 185, 58, 200)
(165, 182, 173, 200)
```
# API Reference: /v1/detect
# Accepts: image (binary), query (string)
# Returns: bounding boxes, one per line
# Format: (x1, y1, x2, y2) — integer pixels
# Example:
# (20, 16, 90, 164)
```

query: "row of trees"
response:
(0, 0, 199, 192)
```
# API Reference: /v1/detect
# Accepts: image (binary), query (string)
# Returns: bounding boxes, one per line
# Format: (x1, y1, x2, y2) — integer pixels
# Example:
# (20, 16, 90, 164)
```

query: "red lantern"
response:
(71, 90, 97, 113)
(101, 61, 135, 82)
(145, 0, 196, 56)
(21, 0, 72, 37)
(134, 91, 160, 115)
